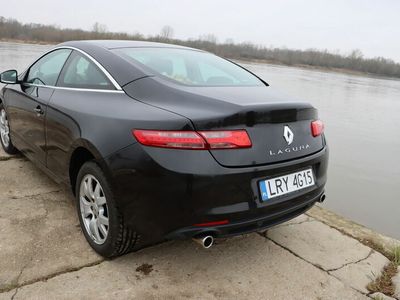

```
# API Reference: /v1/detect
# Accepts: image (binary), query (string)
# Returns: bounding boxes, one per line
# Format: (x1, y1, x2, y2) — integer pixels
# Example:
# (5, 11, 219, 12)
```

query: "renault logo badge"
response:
(283, 126, 294, 145)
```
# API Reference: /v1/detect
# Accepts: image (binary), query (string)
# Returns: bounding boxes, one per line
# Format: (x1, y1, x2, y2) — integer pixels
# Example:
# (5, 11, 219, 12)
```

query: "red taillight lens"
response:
(311, 120, 324, 137)
(132, 129, 252, 150)
(132, 130, 206, 149)
(198, 130, 252, 149)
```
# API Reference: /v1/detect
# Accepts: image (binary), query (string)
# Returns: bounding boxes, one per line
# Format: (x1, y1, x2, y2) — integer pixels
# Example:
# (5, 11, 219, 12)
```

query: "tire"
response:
(0, 103, 18, 155)
(75, 161, 138, 258)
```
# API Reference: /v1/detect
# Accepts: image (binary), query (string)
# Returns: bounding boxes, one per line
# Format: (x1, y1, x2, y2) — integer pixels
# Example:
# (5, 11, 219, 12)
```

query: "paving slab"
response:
(276, 213, 312, 227)
(267, 219, 373, 271)
(0, 159, 59, 198)
(258, 214, 312, 234)
(0, 234, 367, 300)
(308, 206, 400, 253)
(0, 190, 102, 291)
(330, 251, 389, 293)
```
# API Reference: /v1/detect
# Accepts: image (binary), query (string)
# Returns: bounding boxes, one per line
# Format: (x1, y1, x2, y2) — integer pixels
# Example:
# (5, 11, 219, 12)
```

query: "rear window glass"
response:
(112, 47, 264, 87)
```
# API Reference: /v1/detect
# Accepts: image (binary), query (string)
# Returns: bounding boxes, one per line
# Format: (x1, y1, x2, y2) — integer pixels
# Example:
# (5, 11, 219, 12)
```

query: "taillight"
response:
(132, 130, 206, 149)
(132, 129, 252, 150)
(198, 130, 252, 149)
(311, 120, 324, 137)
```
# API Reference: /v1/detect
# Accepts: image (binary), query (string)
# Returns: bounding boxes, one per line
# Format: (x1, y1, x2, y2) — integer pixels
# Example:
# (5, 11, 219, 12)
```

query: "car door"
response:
(6, 49, 72, 164)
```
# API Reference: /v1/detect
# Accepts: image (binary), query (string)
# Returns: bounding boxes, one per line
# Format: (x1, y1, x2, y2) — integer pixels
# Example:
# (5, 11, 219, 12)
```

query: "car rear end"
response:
(104, 91, 328, 245)
(105, 125, 327, 245)
(105, 46, 329, 245)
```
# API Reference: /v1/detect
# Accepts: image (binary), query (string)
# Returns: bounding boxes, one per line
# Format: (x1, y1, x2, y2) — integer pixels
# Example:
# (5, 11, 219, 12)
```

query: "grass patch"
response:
(367, 246, 400, 297)
(393, 246, 400, 266)
(371, 295, 385, 300)
(367, 262, 397, 296)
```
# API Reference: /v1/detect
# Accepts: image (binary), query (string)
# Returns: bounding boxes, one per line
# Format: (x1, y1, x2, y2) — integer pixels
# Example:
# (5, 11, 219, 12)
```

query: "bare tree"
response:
(199, 34, 217, 43)
(160, 25, 174, 40)
(349, 49, 364, 60)
(92, 22, 107, 34)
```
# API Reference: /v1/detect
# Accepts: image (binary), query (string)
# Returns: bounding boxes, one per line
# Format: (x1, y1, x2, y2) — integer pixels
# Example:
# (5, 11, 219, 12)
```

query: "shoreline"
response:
(236, 57, 400, 81)
(1, 38, 399, 81)
(308, 205, 400, 255)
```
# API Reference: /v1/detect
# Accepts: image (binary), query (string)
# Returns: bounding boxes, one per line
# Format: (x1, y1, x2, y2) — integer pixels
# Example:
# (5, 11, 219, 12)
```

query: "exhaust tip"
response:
(193, 235, 214, 249)
(203, 236, 214, 249)
(319, 193, 326, 203)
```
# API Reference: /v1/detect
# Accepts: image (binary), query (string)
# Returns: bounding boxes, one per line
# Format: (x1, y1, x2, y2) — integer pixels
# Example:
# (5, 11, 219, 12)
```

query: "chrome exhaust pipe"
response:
(193, 235, 214, 249)
(319, 193, 326, 203)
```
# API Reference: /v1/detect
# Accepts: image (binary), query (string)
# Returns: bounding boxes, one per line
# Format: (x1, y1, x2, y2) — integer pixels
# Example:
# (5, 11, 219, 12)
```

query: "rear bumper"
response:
(103, 144, 328, 245)
(166, 189, 322, 239)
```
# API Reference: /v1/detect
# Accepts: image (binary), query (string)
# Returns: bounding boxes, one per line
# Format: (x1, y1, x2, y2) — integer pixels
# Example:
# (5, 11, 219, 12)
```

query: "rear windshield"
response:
(112, 47, 264, 87)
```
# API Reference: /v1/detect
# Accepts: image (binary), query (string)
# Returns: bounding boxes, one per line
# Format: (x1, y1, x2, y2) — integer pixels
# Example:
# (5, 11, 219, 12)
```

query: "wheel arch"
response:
(68, 139, 104, 195)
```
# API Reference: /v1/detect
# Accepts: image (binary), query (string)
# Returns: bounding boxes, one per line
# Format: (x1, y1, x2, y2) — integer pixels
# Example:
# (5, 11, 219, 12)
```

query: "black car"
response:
(0, 40, 328, 257)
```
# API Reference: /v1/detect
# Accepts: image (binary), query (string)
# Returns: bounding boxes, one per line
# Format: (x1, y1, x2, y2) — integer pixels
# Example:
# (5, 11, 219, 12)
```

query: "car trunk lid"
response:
(124, 78, 324, 167)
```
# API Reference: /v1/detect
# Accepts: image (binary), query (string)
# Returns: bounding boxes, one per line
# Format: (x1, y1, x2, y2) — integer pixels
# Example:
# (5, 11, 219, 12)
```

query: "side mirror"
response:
(0, 70, 18, 84)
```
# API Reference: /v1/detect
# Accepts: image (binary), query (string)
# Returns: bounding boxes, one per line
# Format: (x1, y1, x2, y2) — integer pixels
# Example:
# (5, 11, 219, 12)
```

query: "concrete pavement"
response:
(0, 147, 397, 299)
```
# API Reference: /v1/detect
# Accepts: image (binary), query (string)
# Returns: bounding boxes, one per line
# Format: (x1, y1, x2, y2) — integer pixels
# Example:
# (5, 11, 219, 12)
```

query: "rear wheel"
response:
(0, 103, 18, 154)
(76, 161, 138, 258)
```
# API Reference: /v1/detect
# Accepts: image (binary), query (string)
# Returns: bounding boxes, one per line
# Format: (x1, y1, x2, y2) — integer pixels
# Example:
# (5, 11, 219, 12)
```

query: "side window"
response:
(26, 49, 72, 86)
(58, 51, 113, 90)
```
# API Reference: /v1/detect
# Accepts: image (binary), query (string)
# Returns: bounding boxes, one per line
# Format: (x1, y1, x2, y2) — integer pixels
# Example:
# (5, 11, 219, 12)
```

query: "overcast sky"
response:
(2, 0, 400, 62)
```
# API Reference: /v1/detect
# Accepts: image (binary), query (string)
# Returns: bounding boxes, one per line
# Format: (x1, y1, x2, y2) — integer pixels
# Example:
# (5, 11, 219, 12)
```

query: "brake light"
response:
(133, 130, 206, 149)
(311, 120, 324, 137)
(132, 129, 252, 150)
(198, 130, 252, 149)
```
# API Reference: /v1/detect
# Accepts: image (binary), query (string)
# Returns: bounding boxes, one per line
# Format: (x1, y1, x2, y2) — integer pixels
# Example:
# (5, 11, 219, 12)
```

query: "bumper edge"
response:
(166, 190, 323, 240)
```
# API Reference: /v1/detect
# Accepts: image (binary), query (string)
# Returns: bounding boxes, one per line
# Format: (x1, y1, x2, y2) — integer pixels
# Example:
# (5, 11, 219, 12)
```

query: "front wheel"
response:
(0, 103, 18, 154)
(76, 161, 138, 257)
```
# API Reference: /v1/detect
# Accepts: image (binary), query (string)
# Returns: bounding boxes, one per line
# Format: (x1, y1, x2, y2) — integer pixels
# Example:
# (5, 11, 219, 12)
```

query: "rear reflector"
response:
(194, 220, 229, 227)
(132, 129, 252, 150)
(311, 120, 324, 137)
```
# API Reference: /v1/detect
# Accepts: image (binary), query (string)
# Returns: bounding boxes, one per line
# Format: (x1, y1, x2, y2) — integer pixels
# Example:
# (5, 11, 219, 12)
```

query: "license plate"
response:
(259, 168, 315, 201)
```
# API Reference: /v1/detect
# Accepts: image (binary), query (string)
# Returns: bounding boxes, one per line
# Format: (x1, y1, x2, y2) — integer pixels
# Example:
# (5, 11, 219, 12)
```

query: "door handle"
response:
(34, 106, 44, 115)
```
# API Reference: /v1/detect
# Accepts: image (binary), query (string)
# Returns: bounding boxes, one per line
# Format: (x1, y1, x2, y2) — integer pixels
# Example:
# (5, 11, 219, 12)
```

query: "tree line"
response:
(1, 16, 400, 78)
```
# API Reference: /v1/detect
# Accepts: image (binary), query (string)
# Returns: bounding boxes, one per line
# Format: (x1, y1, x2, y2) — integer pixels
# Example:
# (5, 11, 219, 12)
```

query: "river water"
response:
(1, 42, 399, 239)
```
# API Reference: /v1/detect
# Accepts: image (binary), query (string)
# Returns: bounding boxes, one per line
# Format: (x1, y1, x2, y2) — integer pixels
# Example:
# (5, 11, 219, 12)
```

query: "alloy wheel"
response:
(79, 174, 109, 244)
(0, 109, 10, 148)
